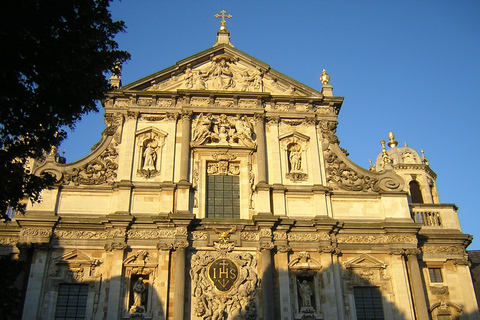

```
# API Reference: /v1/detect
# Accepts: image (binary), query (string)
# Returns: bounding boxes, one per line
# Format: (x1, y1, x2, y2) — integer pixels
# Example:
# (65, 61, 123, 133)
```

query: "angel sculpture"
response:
(192, 113, 213, 145)
(233, 115, 255, 147)
(212, 226, 237, 243)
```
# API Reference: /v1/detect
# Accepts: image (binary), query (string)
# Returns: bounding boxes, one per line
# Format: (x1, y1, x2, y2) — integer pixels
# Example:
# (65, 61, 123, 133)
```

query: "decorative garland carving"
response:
(192, 231, 208, 241)
(288, 233, 320, 242)
(430, 286, 449, 295)
(337, 234, 417, 244)
(54, 230, 108, 239)
(20, 228, 51, 237)
(127, 229, 184, 240)
(156, 99, 173, 108)
(422, 246, 465, 254)
(193, 161, 199, 208)
(241, 232, 259, 241)
(63, 142, 118, 186)
(0, 238, 18, 245)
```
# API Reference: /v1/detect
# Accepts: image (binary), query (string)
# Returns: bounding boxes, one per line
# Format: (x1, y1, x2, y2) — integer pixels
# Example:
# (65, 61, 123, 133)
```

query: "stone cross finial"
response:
(215, 10, 232, 32)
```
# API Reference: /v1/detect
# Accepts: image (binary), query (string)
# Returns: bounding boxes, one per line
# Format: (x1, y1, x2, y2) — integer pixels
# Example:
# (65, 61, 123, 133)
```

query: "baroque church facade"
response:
(1, 12, 478, 320)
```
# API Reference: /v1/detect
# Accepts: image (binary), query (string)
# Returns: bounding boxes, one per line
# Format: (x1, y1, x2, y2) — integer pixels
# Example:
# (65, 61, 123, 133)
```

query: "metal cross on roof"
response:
(214, 10, 232, 31)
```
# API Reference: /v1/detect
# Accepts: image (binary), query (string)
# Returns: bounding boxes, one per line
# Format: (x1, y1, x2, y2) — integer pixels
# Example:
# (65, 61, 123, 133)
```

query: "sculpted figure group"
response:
(182, 56, 263, 92)
(192, 113, 255, 147)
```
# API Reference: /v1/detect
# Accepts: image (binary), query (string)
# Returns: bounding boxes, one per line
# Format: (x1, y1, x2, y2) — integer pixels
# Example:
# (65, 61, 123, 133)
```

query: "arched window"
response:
(409, 180, 423, 203)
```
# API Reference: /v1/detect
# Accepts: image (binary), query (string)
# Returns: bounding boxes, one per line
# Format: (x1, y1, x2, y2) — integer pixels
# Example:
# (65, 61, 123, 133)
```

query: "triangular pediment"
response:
(121, 44, 322, 97)
(54, 249, 97, 266)
(343, 253, 387, 269)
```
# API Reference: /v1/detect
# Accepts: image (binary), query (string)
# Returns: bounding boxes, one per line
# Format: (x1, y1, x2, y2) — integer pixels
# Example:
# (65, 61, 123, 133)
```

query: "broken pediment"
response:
(121, 45, 322, 97)
(289, 252, 322, 270)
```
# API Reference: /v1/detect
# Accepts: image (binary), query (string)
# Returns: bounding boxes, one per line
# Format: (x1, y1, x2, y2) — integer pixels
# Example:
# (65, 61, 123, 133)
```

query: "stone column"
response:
(405, 249, 431, 320)
(21, 244, 50, 320)
(332, 250, 346, 320)
(276, 243, 293, 320)
(260, 238, 275, 320)
(255, 113, 267, 184)
(179, 111, 192, 182)
(105, 243, 128, 320)
(173, 241, 188, 320)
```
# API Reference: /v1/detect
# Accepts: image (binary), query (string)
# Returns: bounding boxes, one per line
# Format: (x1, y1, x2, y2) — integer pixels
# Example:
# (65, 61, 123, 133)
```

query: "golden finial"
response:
(320, 69, 330, 85)
(214, 10, 232, 32)
(388, 132, 398, 148)
(380, 139, 391, 167)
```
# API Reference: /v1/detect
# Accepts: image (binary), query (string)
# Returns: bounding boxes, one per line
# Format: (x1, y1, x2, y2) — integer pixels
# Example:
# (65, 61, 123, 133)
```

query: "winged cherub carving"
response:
(212, 226, 237, 243)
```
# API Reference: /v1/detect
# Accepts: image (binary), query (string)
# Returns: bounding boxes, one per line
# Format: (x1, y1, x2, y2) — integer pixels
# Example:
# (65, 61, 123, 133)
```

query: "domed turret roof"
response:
(373, 132, 427, 171)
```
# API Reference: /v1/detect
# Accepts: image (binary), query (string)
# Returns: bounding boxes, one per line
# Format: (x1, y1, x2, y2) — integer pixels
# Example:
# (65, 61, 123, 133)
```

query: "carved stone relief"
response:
(156, 98, 173, 108)
(422, 245, 465, 254)
(191, 248, 259, 320)
(191, 113, 256, 147)
(336, 234, 417, 244)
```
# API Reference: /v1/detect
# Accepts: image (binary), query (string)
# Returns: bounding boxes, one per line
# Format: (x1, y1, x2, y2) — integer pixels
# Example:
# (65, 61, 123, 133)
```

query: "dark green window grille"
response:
(55, 284, 89, 320)
(206, 175, 240, 219)
(354, 287, 384, 320)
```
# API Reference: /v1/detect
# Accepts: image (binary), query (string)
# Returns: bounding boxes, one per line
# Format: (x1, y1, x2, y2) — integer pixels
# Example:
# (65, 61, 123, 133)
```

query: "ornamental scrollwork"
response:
(324, 147, 378, 192)
(422, 246, 465, 254)
(192, 232, 208, 241)
(288, 233, 319, 242)
(54, 230, 108, 239)
(241, 232, 259, 241)
(337, 234, 417, 244)
(0, 238, 18, 246)
(20, 228, 51, 237)
(430, 286, 449, 295)
(63, 142, 118, 186)
(127, 229, 182, 240)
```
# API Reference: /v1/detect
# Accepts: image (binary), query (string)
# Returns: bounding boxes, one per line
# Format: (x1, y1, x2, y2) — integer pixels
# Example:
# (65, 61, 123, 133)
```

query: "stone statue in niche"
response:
(297, 279, 313, 308)
(205, 56, 235, 90)
(142, 141, 157, 171)
(288, 143, 302, 172)
(130, 277, 147, 313)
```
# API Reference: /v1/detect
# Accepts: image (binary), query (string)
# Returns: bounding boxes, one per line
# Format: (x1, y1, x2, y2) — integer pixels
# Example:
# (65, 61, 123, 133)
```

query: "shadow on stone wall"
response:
(2, 243, 480, 320)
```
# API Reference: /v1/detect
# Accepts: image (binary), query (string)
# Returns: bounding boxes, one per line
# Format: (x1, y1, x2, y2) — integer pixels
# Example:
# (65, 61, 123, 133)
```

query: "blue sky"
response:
(60, 1, 480, 248)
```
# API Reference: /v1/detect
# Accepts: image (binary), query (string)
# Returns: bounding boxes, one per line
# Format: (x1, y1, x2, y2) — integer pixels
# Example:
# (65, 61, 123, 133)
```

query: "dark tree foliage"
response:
(0, 0, 130, 220)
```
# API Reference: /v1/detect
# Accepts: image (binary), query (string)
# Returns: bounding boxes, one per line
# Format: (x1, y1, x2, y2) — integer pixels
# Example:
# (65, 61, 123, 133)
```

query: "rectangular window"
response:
(55, 284, 89, 320)
(354, 287, 384, 320)
(429, 268, 443, 283)
(437, 316, 452, 320)
(206, 175, 240, 219)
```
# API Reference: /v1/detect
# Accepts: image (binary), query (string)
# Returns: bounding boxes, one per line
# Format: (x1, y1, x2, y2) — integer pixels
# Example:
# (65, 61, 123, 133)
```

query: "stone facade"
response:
(1, 21, 478, 320)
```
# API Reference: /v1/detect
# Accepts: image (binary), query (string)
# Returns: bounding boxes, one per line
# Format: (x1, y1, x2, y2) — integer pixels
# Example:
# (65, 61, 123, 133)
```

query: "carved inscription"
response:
(208, 258, 239, 292)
